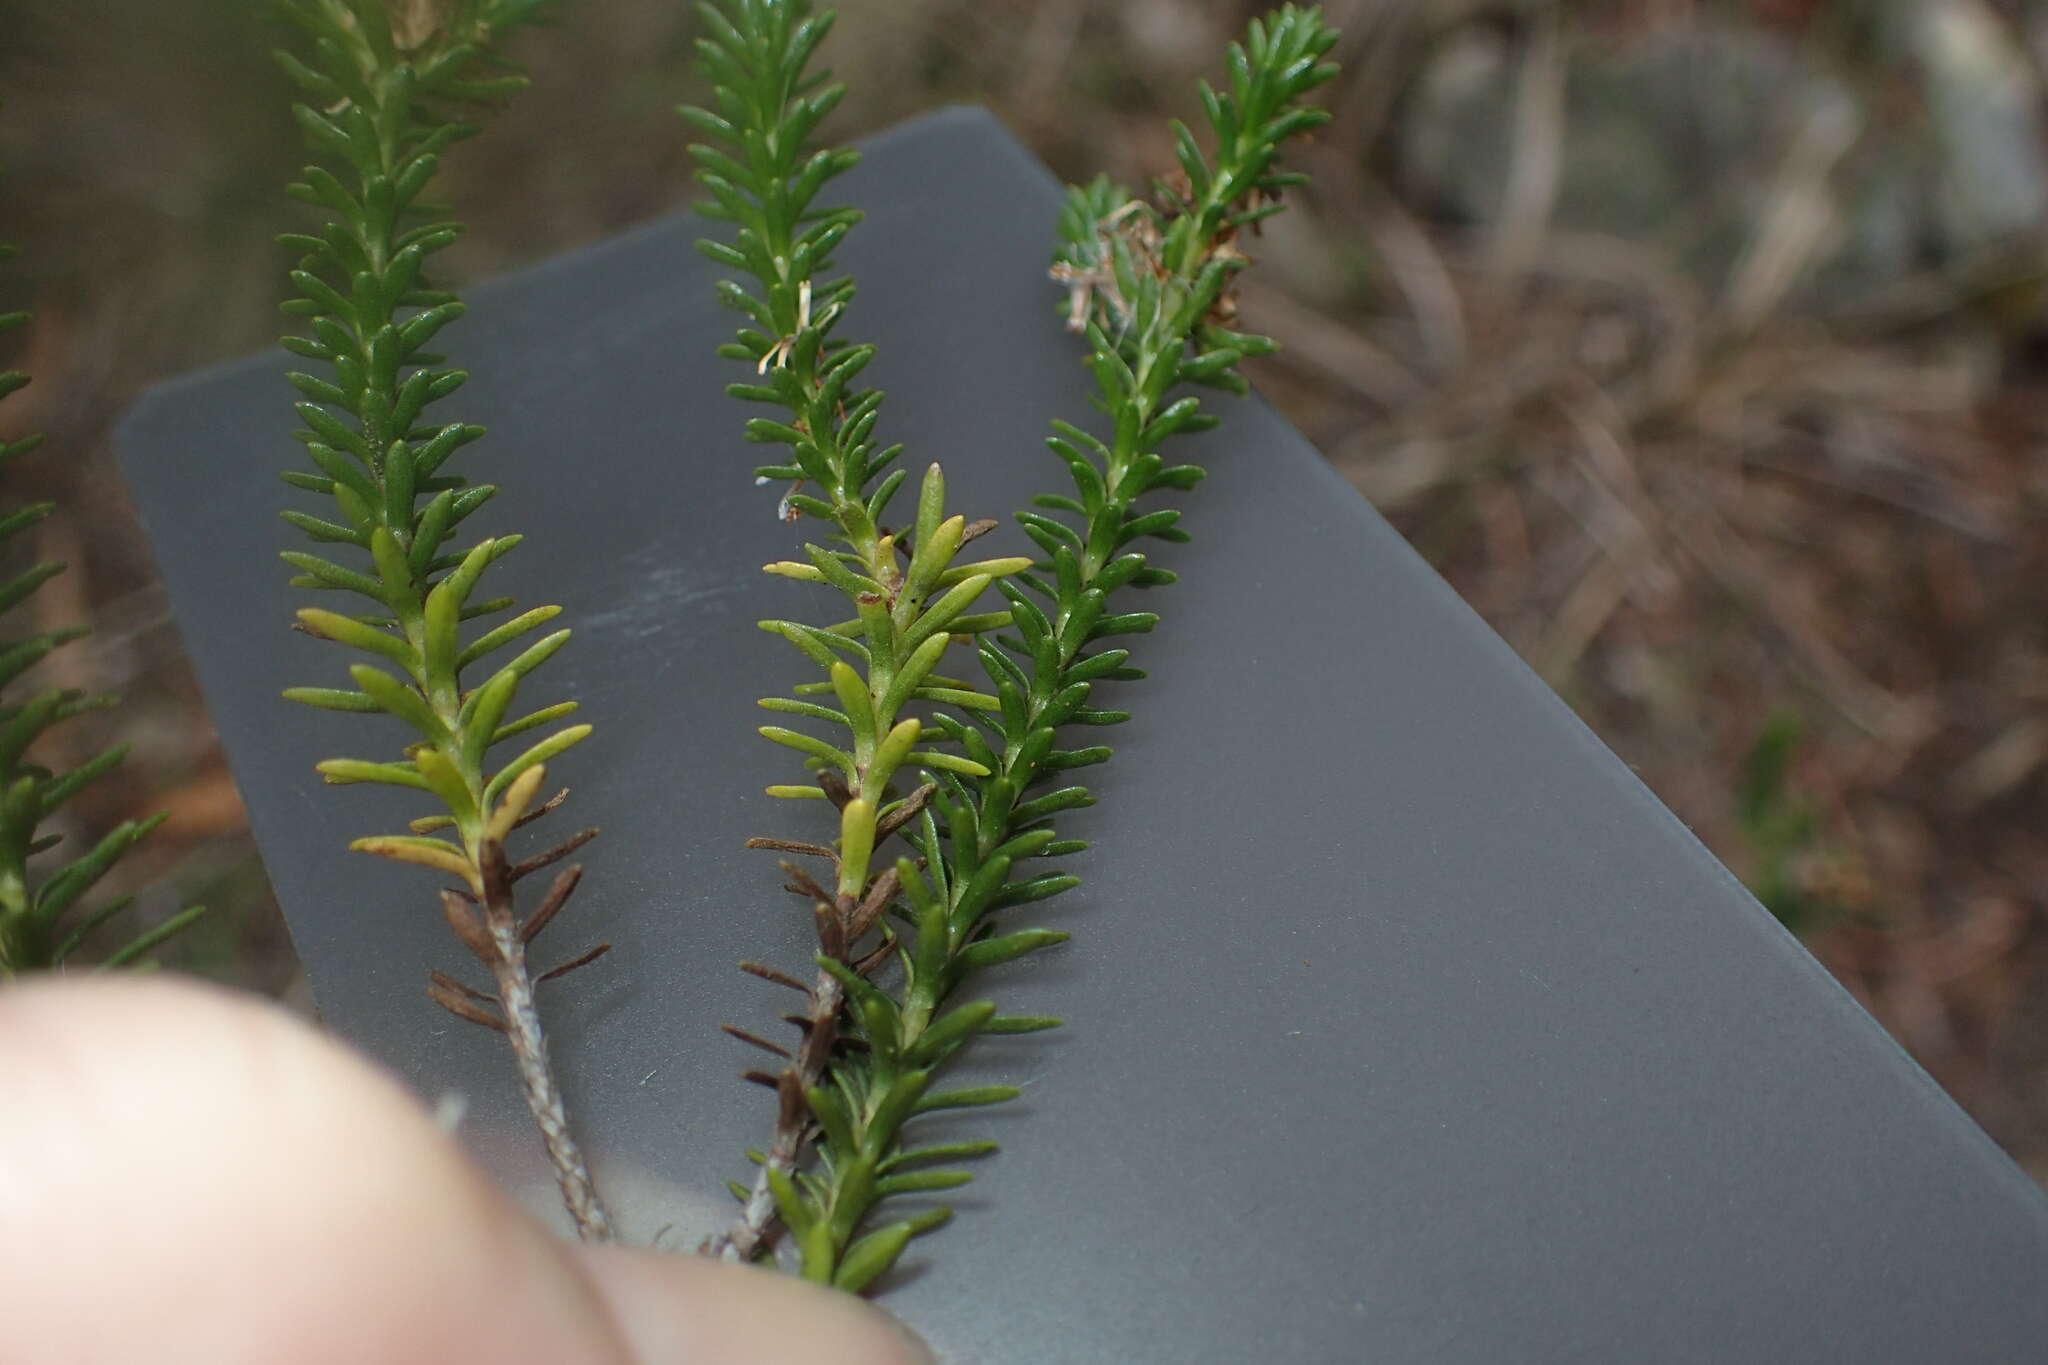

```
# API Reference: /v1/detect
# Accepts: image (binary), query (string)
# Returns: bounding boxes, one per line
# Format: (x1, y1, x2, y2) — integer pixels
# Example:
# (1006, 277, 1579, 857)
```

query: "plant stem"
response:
(718, 967, 841, 1262)
(481, 841, 611, 1242)
(275, 0, 611, 1240)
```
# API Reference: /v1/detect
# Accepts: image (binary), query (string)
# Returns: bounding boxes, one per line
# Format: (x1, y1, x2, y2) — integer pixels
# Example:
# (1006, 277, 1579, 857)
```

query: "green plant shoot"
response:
(0, 156, 208, 974)
(272, 0, 612, 1242)
(686, 0, 1339, 1293)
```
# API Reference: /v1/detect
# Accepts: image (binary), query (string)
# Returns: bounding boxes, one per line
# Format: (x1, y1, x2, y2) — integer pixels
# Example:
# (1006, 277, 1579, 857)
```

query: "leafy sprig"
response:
(685, 0, 1046, 1287)
(957, 3, 1344, 876)
(272, 0, 612, 1242)
(688, 0, 1338, 1292)
(874, 0, 1338, 1285)
(0, 239, 206, 974)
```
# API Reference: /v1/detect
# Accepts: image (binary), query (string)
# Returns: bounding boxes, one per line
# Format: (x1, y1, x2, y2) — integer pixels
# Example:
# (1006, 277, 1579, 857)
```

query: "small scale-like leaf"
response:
(905, 999, 996, 1067)
(283, 687, 381, 713)
(983, 1014, 1064, 1035)
(488, 701, 580, 748)
(352, 835, 473, 881)
(482, 724, 592, 808)
(349, 663, 444, 739)
(907, 750, 990, 778)
(957, 928, 1069, 973)
(315, 758, 430, 789)
(95, 904, 212, 970)
(766, 1166, 816, 1239)
(758, 725, 850, 771)
(295, 607, 416, 666)
(915, 1085, 1021, 1114)
(832, 1220, 914, 1294)
(880, 1139, 1000, 1173)
(456, 604, 562, 672)
(876, 1168, 975, 1198)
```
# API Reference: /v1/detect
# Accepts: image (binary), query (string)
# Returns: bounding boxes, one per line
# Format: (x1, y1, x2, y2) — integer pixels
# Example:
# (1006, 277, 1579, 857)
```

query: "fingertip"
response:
(572, 1245, 937, 1365)
(0, 973, 627, 1364)
(0, 976, 940, 1365)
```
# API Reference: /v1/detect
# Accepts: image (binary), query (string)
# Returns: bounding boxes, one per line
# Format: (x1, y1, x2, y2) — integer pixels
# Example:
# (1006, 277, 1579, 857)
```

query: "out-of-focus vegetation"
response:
(1, 0, 2043, 1180)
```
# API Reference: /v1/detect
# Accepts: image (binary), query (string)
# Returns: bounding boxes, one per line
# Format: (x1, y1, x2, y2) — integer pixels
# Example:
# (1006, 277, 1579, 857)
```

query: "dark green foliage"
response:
(947, 1, 1343, 945)
(681, 0, 865, 499)
(272, 0, 589, 873)
(0, 239, 206, 974)
(895, 0, 1338, 1274)
(689, 0, 1339, 1291)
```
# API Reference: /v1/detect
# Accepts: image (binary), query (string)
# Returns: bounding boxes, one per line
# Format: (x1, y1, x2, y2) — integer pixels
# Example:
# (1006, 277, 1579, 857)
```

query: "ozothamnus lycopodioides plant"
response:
(272, 0, 614, 1242)
(0, 192, 207, 975)
(687, 0, 1339, 1288)
(266, 0, 1338, 1296)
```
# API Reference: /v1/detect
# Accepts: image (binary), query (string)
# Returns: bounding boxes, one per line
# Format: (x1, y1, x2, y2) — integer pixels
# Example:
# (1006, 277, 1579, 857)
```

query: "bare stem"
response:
(713, 965, 844, 1261)
(483, 846, 613, 1243)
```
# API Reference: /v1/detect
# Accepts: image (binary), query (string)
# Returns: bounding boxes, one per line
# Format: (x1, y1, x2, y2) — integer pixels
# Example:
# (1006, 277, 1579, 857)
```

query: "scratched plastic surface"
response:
(119, 109, 2048, 1362)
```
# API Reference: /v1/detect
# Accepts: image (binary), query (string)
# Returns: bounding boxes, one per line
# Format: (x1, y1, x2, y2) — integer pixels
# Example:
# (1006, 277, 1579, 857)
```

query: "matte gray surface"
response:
(119, 108, 2048, 1362)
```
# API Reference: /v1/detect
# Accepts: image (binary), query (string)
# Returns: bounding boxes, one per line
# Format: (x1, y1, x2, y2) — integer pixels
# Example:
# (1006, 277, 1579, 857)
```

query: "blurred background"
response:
(1, 0, 2045, 1182)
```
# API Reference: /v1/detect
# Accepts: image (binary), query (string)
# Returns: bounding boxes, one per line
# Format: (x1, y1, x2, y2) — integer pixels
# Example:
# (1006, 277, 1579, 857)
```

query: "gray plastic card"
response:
(118, 108, 2048, 1362)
